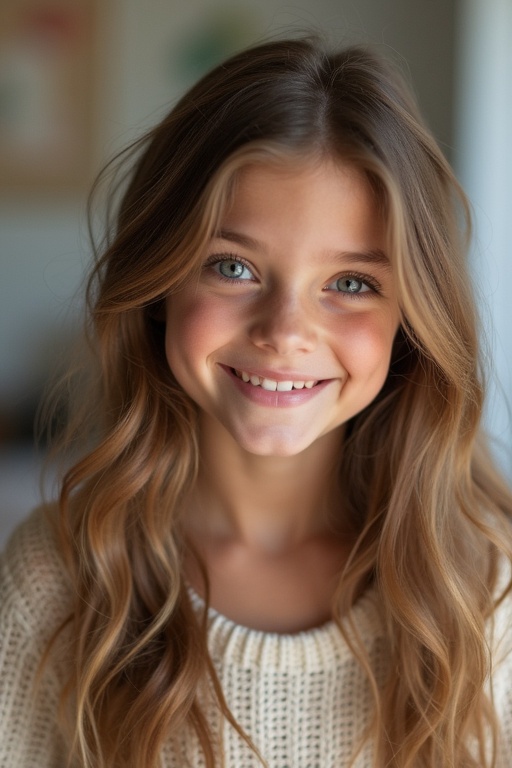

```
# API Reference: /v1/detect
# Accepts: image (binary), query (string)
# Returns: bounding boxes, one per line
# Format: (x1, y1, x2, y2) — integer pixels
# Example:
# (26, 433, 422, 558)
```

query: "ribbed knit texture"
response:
(1, 507, 512, 767)
(171, 585, 386, 767)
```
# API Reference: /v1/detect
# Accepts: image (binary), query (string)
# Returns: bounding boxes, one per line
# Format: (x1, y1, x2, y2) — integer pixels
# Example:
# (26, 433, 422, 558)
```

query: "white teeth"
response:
(234, 369, 318, 390)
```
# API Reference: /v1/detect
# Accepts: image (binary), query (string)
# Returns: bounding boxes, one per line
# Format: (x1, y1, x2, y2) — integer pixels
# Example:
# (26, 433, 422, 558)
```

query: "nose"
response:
(248, 289, 317, 355)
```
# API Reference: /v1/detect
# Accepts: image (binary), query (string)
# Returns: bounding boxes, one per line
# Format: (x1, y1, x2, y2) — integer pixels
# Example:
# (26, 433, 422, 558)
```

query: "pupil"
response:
(337, 278, 361, 293)
(220, 260, 243, 278)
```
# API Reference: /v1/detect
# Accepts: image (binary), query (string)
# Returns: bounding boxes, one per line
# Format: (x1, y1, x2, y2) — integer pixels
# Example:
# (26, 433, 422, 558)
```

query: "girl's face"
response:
(165, 159, 400, 457)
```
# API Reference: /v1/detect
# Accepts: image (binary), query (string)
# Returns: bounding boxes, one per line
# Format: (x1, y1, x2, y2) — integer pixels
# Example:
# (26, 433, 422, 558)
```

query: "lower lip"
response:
(221, 366, 333, 408)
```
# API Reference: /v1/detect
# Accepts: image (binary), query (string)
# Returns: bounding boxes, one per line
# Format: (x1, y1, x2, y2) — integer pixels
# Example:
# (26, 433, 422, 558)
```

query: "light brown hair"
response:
(49, 37, 512, 767)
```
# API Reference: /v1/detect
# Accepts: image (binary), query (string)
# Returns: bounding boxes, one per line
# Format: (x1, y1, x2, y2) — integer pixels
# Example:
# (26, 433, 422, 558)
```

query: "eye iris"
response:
(337, 277, 363, 293)
(219, 260, 244, 278)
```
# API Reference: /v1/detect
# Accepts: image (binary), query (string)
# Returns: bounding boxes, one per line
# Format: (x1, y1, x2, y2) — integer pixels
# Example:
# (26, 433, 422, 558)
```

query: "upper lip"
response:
(223, 364, 328, 382)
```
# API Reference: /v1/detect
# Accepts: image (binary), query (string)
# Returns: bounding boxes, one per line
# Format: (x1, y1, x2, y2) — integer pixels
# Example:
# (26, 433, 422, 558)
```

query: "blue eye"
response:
(326, 275, 373, 294)
(210, 258, 254, 280)
(335, 277, 369, 294)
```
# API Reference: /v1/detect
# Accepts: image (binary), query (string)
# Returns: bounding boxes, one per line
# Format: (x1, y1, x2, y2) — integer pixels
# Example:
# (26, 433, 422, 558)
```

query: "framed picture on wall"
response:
(0, 0, 98, 197)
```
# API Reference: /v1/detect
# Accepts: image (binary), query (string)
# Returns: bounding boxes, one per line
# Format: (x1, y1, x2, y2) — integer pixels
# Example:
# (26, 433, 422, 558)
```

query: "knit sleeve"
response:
(0, 508, 73, 767)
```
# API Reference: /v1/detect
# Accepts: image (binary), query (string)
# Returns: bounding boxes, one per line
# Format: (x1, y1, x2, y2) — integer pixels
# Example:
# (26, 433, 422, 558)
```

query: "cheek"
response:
(167, 298, 209, 358)
(165, 296, 206, 379)
(165, 292, 238, 375)
(334, 313, 397, 379)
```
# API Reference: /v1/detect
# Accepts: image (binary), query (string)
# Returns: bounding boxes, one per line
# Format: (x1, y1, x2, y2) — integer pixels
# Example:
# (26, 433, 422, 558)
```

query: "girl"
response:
(1, 36, 512, 768)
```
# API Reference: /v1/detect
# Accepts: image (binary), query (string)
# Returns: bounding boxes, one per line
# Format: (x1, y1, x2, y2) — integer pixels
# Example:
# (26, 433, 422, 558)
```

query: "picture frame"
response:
(0, 0, 98, 197)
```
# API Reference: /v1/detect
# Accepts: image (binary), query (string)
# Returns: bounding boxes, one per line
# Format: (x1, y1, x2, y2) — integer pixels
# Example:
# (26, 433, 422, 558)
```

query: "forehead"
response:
(230, 156, 376, 202)
(217, 157, 387, 260)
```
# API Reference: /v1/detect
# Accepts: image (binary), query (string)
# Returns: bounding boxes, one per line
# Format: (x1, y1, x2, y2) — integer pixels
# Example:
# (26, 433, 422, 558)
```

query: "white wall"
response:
(455, 0, 512, 478)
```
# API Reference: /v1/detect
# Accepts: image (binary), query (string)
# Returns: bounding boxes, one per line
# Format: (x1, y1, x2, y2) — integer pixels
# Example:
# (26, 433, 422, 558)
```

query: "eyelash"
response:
(204, 254, 382, 296)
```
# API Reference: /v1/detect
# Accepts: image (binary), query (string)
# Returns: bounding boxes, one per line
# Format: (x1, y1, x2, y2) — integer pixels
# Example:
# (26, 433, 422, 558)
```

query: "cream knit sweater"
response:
(1, 507, 512, 767)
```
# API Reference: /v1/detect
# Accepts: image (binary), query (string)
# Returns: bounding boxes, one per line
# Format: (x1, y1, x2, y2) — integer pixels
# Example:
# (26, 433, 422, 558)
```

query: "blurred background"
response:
(1, 0, 511, 548)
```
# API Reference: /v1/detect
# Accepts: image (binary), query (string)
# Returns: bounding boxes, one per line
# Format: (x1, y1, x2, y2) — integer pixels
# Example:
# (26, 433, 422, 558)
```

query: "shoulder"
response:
(489, 555, 512, 702)
(0, 505, 73, 641)
(488, 556, 512, 760)
(491, 554, 512, 648)
(0, 508, 73, 766)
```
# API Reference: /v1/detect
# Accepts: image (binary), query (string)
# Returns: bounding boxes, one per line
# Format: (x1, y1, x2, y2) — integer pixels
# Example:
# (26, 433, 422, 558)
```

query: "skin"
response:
(165, 158, 400, 632)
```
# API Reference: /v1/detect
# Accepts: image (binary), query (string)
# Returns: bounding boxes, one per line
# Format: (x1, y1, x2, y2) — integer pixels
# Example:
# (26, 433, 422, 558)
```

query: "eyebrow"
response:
(214, 228, 391, 269)
(215, 229, 262, 250)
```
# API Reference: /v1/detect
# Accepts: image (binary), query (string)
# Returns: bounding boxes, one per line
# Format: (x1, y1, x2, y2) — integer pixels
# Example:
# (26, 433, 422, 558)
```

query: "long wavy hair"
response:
(48, 37, 512, 767)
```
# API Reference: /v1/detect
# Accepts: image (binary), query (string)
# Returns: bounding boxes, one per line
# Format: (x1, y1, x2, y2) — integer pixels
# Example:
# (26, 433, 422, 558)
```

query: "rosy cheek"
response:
(166, 292, 234, 366)
(173, 299, 211, 351)
(335, 314, 395, 375)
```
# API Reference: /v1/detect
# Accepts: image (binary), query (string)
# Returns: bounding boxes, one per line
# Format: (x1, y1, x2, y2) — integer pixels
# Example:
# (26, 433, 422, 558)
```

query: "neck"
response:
(185, 414, 346, 555)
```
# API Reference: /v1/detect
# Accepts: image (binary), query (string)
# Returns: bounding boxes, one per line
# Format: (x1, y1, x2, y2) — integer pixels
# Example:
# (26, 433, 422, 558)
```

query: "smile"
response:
(221, 365, 333, 408)
(232, 368, 319, 391)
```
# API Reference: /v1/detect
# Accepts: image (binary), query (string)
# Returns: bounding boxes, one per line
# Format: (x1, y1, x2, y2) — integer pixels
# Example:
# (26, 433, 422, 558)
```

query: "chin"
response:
(244, 443, 308, 459)
(228, 426, 321, 459)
